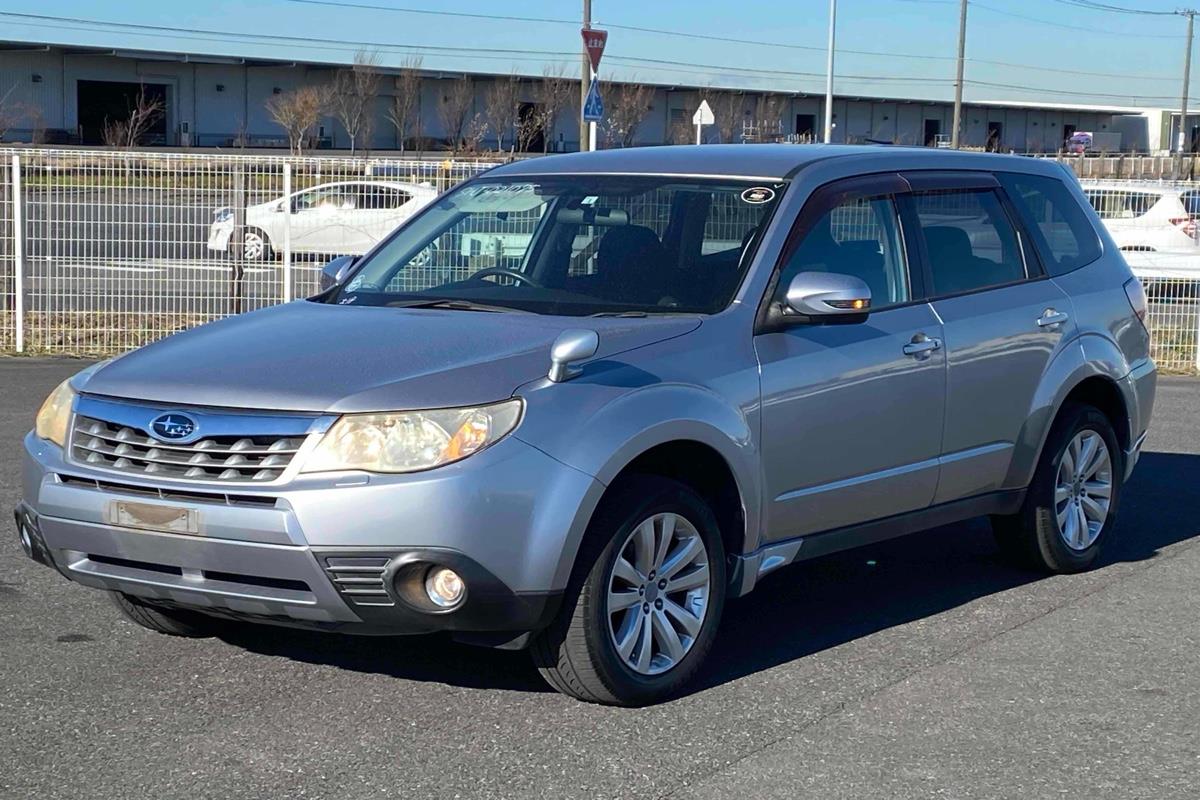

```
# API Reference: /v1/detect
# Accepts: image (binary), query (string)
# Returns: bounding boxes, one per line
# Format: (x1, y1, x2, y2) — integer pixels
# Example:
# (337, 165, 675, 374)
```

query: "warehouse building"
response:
(0, 39, 1152, 153)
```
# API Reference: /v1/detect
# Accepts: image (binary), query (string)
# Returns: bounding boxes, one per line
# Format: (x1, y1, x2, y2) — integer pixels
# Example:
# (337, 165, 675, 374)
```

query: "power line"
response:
(971, 1, 1184, 37)
(1049, 0, 1176, 15)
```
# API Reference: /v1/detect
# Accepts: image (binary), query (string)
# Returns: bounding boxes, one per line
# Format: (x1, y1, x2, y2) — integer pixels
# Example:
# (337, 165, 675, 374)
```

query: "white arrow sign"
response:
(693, 100, 714, 144)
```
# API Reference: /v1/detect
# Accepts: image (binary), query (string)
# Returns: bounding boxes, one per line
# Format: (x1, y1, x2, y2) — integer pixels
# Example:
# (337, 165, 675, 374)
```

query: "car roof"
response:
(306, 180, 434, 192)
(486, 143, 1060, 181)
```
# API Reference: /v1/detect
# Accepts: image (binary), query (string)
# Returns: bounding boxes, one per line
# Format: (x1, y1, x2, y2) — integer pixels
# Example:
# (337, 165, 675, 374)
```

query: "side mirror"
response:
(319, 255, 357, 292)
(547, 329, 599, 383)
(273, 201, 286, 213)
(780, 271, 872, 324)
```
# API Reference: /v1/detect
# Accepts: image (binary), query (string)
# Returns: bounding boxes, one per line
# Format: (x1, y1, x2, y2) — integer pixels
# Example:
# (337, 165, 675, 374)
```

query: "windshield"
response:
(330, 175, 784, 315)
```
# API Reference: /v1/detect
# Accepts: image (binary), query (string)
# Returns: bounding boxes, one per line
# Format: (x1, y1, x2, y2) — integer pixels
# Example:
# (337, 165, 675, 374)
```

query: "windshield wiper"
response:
(385, 298, 527, 313)
(589, 310, 649, 318)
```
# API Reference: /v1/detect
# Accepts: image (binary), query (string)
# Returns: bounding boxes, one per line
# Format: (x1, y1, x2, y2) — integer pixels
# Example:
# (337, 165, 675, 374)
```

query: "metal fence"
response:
(0, 147, 498, 355)
(0, 151, 1198, 374)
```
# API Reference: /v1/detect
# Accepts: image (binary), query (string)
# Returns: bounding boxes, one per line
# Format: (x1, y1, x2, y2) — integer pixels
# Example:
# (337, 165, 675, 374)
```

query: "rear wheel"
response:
(532, 476, 726, 705)
(993, 403, 1123, 573)
(108, 591, 224, 638)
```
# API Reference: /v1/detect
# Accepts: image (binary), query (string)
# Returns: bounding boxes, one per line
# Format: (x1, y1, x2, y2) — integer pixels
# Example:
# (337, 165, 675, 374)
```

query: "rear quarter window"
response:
(1000, 173, 1103, 275)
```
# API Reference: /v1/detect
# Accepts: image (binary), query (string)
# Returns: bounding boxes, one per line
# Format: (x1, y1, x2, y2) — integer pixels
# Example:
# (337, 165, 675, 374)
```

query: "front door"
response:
(755, 177, 946, 542)
(904, 176, 1076, 503)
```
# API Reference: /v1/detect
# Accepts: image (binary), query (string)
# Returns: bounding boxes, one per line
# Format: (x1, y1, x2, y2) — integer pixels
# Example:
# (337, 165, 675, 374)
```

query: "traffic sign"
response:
(693, 100, 715, 126)
(583, 78, 604, 122)
(581, 28, 608, 73)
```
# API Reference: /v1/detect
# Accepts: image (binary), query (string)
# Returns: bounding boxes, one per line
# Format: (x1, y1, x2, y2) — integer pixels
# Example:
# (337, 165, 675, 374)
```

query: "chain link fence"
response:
(0, 147, 498, 355)
(0, 150, 1197, 373)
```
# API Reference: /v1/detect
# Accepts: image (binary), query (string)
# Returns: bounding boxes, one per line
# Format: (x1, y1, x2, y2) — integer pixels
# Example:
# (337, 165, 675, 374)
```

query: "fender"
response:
(515, 381, 761, 590)
(1004, 332, 1131, 489)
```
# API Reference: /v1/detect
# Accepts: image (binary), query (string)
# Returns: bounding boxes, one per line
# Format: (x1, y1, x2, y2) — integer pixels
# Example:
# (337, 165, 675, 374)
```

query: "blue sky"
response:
(0, 0, 1193, 107)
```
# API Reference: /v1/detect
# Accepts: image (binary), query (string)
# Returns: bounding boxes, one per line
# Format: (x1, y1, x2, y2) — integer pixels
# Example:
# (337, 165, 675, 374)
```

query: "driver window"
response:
(777, 195, 910, 309)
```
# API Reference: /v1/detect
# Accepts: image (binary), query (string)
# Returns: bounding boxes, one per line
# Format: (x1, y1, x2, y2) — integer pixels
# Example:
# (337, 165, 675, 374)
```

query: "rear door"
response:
(903, 171, 1076, 504)
(755, 174, 947, 541)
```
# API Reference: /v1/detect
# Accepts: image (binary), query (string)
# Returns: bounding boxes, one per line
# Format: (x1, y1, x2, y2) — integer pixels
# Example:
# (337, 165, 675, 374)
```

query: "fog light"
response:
(424, 567, 465, 608)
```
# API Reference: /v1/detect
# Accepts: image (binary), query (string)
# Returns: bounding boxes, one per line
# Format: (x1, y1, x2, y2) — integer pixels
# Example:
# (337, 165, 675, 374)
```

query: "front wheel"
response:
(238, 228, 272, 262)
(531, 476, 726, 705)
(992, 403, 1123, 573)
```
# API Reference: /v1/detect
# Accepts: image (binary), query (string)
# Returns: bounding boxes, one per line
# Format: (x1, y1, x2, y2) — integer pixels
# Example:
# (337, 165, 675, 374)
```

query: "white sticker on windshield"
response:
(741, 186, 776, 204)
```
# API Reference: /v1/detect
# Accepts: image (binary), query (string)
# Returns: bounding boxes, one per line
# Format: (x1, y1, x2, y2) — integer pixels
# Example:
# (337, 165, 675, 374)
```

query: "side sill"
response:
(728, 489, 1026, 597)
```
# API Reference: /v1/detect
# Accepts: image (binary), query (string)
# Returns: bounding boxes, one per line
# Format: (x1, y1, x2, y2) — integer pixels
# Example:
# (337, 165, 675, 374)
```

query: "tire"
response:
(238, 227, 272, 262)
(992, 402, 1124, 573)
(108, 591, 222, 638)
(531, 475, 727, 706)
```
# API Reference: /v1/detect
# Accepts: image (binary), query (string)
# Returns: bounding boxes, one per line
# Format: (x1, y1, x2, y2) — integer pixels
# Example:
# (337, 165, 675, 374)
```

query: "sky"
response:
(0, 0, 1195, 109)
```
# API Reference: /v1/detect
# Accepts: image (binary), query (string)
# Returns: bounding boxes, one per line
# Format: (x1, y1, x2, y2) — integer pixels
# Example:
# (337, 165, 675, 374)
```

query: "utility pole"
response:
(1177, 9, 1196, 177)
(580, 0, 592, 152)
(950, 0, 968, 149)
(824, 0, 836, 143)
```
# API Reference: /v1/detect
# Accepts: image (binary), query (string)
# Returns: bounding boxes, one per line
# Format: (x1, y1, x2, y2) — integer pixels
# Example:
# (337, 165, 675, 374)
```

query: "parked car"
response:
(206, 180, 437, 261)
(1082, 182, 1200, 252)
(17, 145, 1156, 706)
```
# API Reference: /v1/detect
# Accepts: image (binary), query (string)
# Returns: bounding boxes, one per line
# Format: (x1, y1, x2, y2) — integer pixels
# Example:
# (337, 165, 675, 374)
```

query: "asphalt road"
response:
(1, 359, 1198, 799)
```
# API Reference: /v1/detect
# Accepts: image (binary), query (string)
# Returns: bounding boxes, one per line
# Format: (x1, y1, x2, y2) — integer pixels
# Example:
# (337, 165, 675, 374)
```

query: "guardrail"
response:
(0, 147, 499, 355)
(0, 150, 1197, 374)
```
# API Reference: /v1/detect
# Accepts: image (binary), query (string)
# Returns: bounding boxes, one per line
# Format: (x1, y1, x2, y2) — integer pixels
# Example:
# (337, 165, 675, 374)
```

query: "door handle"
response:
(1037, 309, 1069, 328)
(903, 333, 942, 359)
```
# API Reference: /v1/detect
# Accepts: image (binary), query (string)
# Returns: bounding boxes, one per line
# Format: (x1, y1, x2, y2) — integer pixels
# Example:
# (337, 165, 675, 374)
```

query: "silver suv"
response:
(14, 145, 1156, 705)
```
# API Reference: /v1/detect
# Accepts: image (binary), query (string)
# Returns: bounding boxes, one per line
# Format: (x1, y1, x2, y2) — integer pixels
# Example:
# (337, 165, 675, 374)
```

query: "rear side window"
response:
(911, 189, 1026, 297)
(1000, 173, 1101, 275)
(1083, 189, 1158, 219)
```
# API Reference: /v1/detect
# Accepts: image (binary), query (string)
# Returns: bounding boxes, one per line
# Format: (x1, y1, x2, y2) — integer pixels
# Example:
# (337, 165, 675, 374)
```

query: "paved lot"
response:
(1, 358, 1197, 799)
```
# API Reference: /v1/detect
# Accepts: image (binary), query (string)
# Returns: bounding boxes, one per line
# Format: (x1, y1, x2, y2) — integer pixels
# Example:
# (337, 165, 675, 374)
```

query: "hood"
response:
(81, 301, 701, 413)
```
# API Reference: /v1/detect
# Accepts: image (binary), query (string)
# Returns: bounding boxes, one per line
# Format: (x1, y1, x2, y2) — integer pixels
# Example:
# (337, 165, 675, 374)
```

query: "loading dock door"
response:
(77, 81, 169, 145)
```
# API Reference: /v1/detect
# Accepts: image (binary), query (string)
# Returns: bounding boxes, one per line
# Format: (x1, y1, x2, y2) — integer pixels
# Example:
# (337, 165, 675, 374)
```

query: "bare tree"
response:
(0, 85, 23, 142)
(266, 85, 329, 155)
(704, 89, 744, 144)
(386, 56, 423, 153)
(534, 65, 574, 153)
(438, 76, 475, 153)
(745, 93, 785, 143)
(101, 85, 165, 148)
(331, 50, 382, 154)
(484, 74, 520, 153)
(601, 81, 653, 148)
(462, 114, 490, 154)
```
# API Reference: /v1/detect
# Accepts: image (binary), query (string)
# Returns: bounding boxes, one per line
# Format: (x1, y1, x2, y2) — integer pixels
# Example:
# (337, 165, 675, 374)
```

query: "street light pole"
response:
(823, 0, 836, 143)
(580, 0, 592, 152)
(951, 0, 968, 149)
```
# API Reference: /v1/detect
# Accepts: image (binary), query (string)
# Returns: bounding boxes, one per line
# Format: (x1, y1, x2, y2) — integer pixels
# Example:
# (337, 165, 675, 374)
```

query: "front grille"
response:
(322, 556, 394, 607)
(71, 415, 303, 483)
(57, 473, 279, 507)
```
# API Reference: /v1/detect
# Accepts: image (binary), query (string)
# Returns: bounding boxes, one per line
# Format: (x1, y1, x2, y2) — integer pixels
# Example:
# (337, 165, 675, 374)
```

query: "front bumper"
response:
(18, 430, 602, 639)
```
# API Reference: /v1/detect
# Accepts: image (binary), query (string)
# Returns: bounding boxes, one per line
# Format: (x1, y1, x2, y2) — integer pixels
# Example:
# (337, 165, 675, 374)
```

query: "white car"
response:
(207, 180, 437, 262)
(1082, 182, 1200, 252)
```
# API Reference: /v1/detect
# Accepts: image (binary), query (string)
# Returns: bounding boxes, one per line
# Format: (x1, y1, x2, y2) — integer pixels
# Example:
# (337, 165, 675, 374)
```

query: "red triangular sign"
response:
(582, 28, 608, 73)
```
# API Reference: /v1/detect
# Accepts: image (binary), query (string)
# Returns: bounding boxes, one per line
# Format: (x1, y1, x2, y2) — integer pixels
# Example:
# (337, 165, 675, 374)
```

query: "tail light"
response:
(1124, 277, 1148, 325)
(1169, 216, 1198, 238)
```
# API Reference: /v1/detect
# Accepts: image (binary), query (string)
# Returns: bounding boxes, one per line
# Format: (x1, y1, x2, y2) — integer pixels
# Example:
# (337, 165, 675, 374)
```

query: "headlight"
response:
(35, 379, 76, 447)
(302, 399, 523, 474)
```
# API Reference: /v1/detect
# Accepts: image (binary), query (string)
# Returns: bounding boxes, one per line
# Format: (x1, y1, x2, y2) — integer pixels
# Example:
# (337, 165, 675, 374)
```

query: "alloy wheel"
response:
(242, 231, 265, 261)
(1054, 429, 1113, 551)
(605, 512, 711, 676)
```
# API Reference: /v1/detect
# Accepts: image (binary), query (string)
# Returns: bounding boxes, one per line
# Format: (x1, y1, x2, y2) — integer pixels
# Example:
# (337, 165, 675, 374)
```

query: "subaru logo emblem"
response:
(150, 413, 197, 442)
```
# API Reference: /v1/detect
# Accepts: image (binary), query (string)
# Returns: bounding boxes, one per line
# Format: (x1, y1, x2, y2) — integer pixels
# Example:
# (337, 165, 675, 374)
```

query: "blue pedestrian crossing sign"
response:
(583, 79, 604, 122)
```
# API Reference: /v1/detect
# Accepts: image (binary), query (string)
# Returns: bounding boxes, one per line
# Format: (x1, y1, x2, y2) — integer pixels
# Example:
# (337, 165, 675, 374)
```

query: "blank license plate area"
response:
(109, 501, 200, 534)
